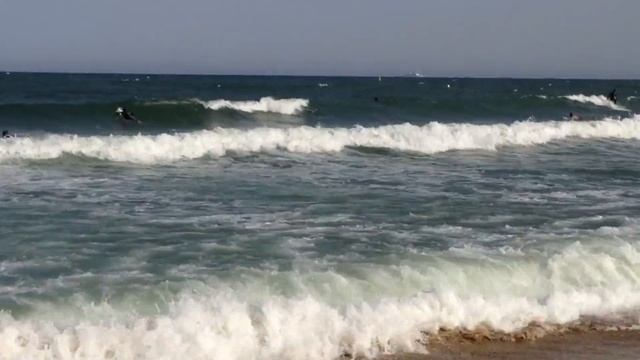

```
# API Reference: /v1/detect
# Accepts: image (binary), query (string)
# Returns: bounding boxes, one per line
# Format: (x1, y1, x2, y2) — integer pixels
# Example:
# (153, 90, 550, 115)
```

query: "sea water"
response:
(0, 73, 639, 359)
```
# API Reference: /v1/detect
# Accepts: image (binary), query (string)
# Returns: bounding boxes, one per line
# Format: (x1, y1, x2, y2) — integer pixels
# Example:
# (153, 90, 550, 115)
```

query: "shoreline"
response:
(412, 330, 640, 360)
(380, 321, 640, 360)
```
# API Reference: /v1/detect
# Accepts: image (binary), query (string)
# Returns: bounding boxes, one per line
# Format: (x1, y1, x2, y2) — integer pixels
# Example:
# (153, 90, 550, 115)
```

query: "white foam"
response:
(197, 97, 309, 115)
(3, 240, 640, 359)
(2, 116, 640, 164)
(563, 94, 630, 111)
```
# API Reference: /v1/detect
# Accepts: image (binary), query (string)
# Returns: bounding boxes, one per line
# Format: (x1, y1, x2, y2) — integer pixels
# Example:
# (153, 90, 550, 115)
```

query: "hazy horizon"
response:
(3, 70, 640, 81)
(2, 0, 639, 78)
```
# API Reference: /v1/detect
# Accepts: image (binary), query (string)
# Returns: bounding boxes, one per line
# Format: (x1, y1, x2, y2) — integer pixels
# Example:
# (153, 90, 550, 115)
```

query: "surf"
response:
(1, 116, 639, 164)
(3, 239, 640, 360)
(563, 94, 630, 112)
(195, 97, 309, 115)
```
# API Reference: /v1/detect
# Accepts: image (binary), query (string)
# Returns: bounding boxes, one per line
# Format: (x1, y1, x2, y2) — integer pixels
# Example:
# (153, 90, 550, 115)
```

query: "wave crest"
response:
(196, 97, 309, 115)
(1, 116, 639, 164)
(3, 240, 640, 359)
(563, 94, 630, 111)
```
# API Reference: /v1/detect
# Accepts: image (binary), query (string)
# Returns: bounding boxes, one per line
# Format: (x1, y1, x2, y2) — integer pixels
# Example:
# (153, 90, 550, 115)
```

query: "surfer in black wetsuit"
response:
(115, 107, 142, 125)
(607, 89, 617, 104)
(2, 130, 10, 138)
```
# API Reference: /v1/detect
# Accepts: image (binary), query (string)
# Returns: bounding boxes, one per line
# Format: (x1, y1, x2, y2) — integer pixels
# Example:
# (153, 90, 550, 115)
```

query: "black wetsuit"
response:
(119, 109, 136, 121)
(608, 89, 617, 104)
(117, 108, 141, 125)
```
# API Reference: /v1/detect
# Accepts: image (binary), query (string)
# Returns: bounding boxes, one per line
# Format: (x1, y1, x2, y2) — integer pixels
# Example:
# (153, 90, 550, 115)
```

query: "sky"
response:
(1, 0, 639, 78)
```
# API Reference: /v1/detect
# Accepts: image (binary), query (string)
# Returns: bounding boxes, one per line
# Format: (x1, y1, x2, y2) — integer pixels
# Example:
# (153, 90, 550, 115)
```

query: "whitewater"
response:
(3, 238, 640, 360)
(1, 116, 639, 163)
(563, 94, 631, 112)
(196, 97, 309, 115)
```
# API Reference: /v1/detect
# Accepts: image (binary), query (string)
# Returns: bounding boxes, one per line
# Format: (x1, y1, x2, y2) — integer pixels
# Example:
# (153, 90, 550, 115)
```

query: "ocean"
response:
(1, 72, 640, 359)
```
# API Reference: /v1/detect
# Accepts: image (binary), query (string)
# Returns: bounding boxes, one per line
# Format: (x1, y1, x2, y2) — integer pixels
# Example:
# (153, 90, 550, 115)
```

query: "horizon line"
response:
(2, 69, 639, 81)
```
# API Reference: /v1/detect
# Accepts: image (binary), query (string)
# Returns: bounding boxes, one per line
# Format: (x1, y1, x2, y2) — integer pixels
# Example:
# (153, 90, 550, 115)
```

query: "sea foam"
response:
(2, 240, 640, 359)
(563, 94, 630, 111)
(1, 116, 639, 164)
(196, 97, 309, 115)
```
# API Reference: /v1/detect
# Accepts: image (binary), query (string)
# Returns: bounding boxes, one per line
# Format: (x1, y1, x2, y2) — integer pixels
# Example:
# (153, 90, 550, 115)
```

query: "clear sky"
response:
(1, 0, 639, 78)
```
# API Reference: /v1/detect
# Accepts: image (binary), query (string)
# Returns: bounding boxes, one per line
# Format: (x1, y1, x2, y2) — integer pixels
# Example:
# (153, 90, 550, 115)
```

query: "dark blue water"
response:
(1, 73, 637, 134)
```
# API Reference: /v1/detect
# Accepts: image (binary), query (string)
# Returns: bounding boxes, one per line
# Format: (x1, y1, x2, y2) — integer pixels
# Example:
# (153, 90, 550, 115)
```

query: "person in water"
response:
(115, 107, 142, 124)
(568, 112, 581, 121)
(2, 130, 11, 138)
(607, 89, 617, 104)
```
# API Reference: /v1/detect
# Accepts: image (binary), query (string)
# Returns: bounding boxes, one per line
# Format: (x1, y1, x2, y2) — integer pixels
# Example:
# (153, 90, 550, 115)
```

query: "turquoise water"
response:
(1, 73, 640, 359)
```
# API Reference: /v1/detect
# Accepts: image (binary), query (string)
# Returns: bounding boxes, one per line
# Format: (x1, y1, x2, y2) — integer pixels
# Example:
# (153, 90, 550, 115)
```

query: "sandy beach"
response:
(383, 326, 640, 360)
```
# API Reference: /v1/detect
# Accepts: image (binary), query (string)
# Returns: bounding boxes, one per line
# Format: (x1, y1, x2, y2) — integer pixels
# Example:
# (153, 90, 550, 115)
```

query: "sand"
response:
(379, 324, 640, 360)
(334, 316, 640, 360)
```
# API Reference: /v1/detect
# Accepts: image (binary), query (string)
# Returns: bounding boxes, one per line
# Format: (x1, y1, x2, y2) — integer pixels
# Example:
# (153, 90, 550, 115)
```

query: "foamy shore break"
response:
(4, 313, 640, 359)
(4, 236, 640, 360)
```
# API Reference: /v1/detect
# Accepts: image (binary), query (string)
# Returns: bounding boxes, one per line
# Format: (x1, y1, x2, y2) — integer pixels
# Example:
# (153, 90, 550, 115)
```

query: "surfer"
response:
(568, 112, 581, 121)
(115, 107, 142, 125)
(2, 130, 11, 138)
(607, 89, 617, 104)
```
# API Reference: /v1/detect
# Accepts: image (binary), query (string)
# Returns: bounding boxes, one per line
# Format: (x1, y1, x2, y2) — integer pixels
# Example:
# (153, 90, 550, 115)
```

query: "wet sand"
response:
(383, 329, 640, 360)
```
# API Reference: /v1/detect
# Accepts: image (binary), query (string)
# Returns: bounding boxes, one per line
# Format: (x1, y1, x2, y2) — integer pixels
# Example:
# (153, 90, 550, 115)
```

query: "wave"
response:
(0, 97, 309, 116)
(195, 97, 309, 115)
(0, 97, 310, 132)
(2, 92, 633, 134)
(3, 239, 640, 359)
(1, 116, 639, 163)
(142, 97, 310, 116)
(563, 94, 630, 111)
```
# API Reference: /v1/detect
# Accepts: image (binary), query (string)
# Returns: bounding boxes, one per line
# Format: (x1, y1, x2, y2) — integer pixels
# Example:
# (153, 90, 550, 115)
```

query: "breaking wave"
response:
(195, 97, 309, 115)
(3, 239, 640, 359)
(563, 94, 630, 112)
(1, 116, 639, 164)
